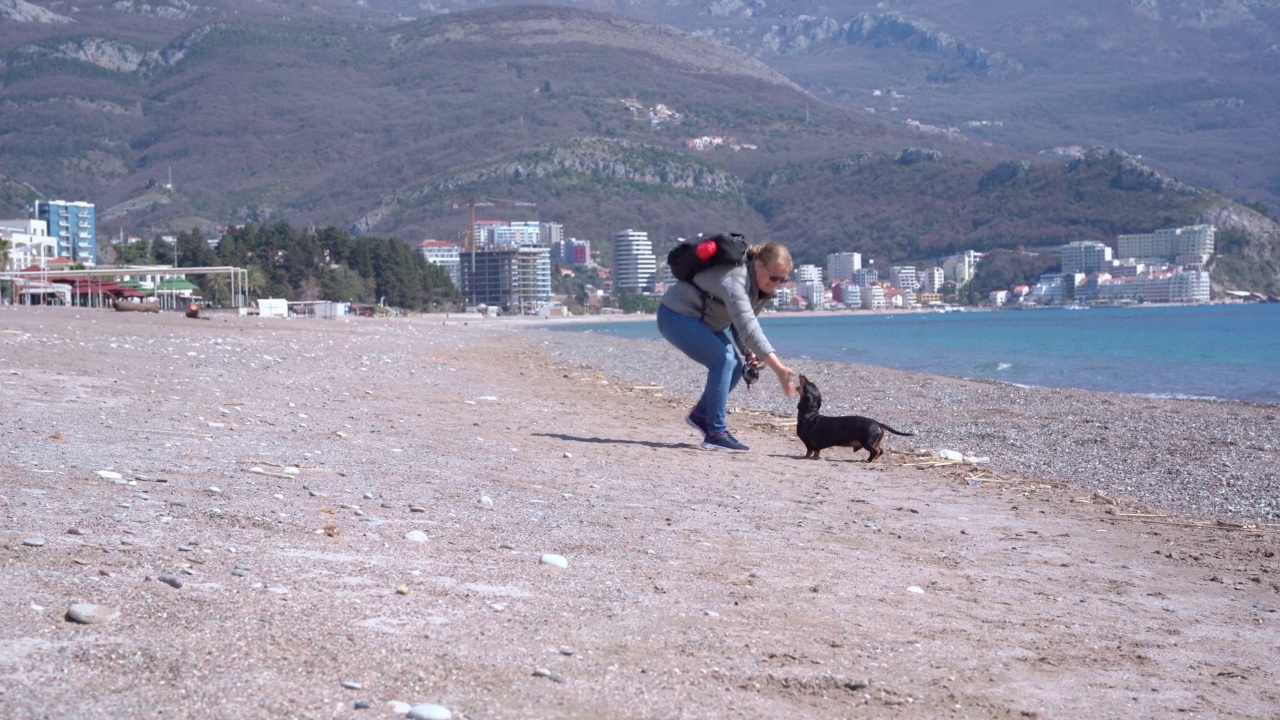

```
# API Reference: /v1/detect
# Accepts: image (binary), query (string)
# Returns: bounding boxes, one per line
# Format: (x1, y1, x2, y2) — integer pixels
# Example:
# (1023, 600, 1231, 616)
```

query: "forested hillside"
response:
(100, 224, 459, 311)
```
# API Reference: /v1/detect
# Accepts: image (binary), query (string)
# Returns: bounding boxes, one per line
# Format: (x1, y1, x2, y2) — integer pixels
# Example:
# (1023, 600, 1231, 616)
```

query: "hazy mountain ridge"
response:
(351, 136, 747, 238)
(761, 11, 1025, 78)
(338, 0, 1280, 209)
(2, 1, 1279, 293)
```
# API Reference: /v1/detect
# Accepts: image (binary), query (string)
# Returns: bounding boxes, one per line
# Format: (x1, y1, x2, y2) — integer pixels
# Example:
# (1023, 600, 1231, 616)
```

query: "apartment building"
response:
(825, 252, 861, 283)
(540, 222, 564, 248)
(417, 240, 461, 289)
(552, 238, 592, 266)
(942, 250, 983, 285)
(1093, 269, 1211, 304)
(851, 268, 879, 287)
(920, 266, 945, 293)
(891, 265, 918, 291)
(794, 264, 822, 285)
(0, 218, 57, 270)
(611, 229, 657, 293)
(796, 279, 825, 310)
(1061, 240, 1113, 274)
(34, 200, 96, 265)
(859, 284, 886, 310)
(1117, 224, 1215, 267)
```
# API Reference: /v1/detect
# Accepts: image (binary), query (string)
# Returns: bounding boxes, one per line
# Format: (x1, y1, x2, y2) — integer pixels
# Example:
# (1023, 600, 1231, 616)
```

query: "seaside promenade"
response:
(1, 306, 1275, 719)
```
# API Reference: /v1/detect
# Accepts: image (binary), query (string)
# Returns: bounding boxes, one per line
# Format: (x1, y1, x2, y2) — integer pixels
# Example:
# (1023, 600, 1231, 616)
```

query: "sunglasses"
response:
(767, 273, 788, 283)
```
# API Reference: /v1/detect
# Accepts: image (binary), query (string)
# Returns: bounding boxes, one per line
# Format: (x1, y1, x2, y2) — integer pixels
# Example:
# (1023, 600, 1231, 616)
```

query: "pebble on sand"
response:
(156, 575, 184, 589)
(539, 553, 569, 569)
(23, 537, 46, 547)
(404, 530, 429, 543)
(66, 603, 121, 625)
(406, 704, 452, 720)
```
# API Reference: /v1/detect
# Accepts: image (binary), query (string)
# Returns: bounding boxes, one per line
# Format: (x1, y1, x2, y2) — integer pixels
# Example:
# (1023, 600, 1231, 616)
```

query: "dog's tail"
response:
(880, 423, 914, 437)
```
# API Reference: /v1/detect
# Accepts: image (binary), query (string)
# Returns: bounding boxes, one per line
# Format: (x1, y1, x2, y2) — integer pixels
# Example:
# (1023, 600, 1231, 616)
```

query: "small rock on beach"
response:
(66, 603, 120, 625)
(406, 704, 452, 720)
(539, 553, 569, 568)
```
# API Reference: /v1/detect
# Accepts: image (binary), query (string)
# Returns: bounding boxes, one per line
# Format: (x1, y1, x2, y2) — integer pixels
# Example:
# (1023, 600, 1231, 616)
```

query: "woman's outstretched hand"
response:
(762, 353, 797, 397)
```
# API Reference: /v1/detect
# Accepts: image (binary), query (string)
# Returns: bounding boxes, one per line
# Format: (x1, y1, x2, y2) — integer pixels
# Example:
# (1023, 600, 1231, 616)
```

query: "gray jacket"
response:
(660, 261, 776, 358)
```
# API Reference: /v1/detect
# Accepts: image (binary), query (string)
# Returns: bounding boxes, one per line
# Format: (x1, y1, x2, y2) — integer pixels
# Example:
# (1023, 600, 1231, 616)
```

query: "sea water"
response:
(548, 304, 1280, 403)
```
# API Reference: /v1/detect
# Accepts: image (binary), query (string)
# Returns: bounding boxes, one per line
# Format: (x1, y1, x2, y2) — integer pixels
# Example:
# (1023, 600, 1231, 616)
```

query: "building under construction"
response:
(459, 246, 551, 315)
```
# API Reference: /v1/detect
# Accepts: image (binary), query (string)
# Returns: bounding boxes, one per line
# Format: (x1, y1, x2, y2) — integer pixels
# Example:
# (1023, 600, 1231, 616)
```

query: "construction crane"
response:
(451, 195, 538, 254)
(450, 195, 538, 305)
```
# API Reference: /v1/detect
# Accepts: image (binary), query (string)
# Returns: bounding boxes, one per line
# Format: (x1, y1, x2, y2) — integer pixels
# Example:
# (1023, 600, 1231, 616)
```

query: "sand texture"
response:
(1, 307, 1276, 719)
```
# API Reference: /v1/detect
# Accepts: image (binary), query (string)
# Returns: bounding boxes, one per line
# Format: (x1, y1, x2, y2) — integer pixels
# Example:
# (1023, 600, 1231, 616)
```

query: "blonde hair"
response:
(748, 242, 792, 271)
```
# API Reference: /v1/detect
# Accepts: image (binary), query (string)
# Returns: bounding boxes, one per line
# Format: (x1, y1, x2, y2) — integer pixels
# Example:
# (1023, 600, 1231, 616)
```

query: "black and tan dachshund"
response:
(796, 374, 914, 461)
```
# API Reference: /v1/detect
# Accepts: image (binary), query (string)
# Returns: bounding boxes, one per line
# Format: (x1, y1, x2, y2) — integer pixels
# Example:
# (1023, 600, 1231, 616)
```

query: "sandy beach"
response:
(1, 306, 1276, 719)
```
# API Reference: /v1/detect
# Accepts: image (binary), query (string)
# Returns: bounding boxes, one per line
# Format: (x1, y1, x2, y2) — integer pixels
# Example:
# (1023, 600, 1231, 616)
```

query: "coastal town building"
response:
(831, 281, 857, 306)
(459, 246, 552, 313)
(859, 284, 887, 310)
(1032, 272, 1085, 305)
(851, 268, 878, 287)
(943, 250, 983, 285)
(417, 240, 461, 289)
(794, 264, 822, 285)
(796, 279, 825, 310)
(540, 222, 563, 248)
(30, 200, 96, 265)
(825, 252, 861, 283)
(490, 221, 544, 249)
(891, 265, 919, 291)
(920, 266, 945, 293)
(1117, 224, 1215, 267)
(883, 288, 911, 308)
(0, 218, 57, 270)
(1092, 269, 1211, 304)
(552, 238, 593, 266)
(1061, 240, 1114, 274)
(610, 229, 657, 293)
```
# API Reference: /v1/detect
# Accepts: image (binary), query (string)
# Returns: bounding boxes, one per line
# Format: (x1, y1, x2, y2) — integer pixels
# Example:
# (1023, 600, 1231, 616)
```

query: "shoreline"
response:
(511, 307, 1280, 407)
(530, 323, 1279, 523)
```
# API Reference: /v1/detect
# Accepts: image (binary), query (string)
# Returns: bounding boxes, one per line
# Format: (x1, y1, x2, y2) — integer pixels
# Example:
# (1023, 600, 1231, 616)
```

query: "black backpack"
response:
(667, 233, 750, 283)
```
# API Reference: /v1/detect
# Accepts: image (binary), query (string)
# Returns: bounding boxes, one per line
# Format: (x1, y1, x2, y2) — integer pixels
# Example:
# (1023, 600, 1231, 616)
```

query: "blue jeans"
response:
(657, 304, 744, 434)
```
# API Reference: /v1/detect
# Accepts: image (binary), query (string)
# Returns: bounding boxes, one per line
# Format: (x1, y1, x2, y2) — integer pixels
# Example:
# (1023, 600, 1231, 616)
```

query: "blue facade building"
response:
(34, 200, 96, 265)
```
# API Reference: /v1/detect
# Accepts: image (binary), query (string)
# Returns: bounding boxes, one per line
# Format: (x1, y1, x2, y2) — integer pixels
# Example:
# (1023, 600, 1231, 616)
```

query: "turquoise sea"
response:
(549, 303, 1280, 403)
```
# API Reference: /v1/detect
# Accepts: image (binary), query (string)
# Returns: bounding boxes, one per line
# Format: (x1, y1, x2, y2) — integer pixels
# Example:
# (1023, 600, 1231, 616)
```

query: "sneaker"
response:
(685, 410, 710, 437)
(701, 431, 750, 453)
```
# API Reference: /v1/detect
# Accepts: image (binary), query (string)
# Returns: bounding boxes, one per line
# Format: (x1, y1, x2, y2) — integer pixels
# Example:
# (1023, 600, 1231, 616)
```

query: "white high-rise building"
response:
(825, 252, 861, 283)
(797, 280, 825, 310)
(891, 265, 918, 291)
(417, 240, 461, 289)
(1061, 240, 1114, 274)
(492, 222, 544, 249)
(0, 218, 57, 270)
(611, 229, 657, 292)
(921, 266, 945, 292)
(1117, 224, 1215, 267)
(794, 264, 822, 285)
(942, 250, 984, 285)
(859, 284, 886, 310)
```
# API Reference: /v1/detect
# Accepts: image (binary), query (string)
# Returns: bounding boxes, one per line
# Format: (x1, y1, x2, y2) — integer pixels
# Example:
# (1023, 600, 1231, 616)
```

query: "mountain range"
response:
(1, 0, 1278, 293)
